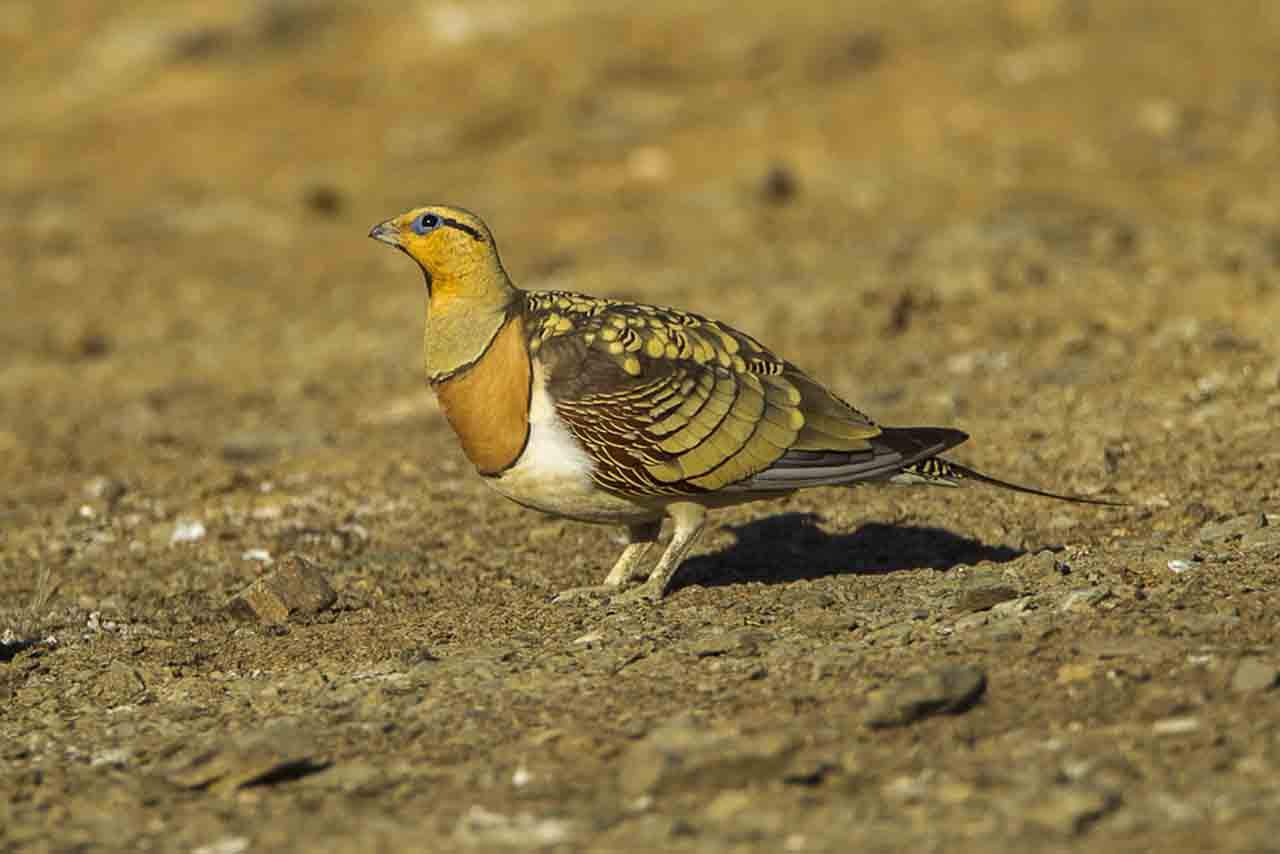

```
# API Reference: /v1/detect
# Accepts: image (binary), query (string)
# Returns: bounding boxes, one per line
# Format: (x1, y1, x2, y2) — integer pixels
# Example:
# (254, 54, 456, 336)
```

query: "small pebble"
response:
(1166, 559, 1194, 573)
(84, 476, 127, 502)
(226, 554, 336, 624)
(864, 665, 987, 728)
(1152, 717, 1200, 736)
(192, 839, 249, 854)
(627, 146, 672, 183)
(170, 519, 207, 545)
(761, 163, 798, 205)
(1231, 659, 1278, 694)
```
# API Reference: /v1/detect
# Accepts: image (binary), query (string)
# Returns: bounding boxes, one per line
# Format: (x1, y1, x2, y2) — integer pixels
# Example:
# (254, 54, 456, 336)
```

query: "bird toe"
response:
(551, 584, 620, 605)
(612, 582, 666, 605)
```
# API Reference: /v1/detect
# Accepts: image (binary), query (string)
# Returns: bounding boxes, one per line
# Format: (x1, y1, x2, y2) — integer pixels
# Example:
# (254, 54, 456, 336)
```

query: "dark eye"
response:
(411, 213, 441, 235)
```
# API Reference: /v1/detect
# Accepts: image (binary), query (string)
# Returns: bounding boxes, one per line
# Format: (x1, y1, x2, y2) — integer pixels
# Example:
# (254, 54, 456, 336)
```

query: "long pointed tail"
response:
(893, 457, 1127, 507)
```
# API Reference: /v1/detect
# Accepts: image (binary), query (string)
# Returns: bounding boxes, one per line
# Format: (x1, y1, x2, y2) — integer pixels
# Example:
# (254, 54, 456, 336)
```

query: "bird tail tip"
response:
(895, 457, 1128, 506)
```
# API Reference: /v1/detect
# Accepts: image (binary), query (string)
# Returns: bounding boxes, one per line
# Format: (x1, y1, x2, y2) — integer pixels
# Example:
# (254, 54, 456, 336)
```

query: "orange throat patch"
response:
(432, 315, 532, 476)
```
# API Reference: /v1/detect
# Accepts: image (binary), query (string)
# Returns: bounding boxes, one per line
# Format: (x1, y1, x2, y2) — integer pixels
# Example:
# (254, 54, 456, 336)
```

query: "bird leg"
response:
(617, 502, 707, 603)
(552, 519, 661, 603)
(603, 519, 663, 586)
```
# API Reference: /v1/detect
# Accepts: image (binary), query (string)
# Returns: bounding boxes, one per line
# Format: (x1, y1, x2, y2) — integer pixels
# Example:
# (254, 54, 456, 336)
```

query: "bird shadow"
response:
(673, 512, 1022, 592)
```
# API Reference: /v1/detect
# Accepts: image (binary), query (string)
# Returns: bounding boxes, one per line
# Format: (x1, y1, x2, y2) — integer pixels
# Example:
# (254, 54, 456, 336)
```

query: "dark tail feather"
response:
(733, 427, 968, 492)
(896, 457, 1128, 507)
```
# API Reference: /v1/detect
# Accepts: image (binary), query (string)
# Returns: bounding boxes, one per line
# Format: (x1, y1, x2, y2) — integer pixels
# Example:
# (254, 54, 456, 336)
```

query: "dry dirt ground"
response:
(3, 1, 1280, 851)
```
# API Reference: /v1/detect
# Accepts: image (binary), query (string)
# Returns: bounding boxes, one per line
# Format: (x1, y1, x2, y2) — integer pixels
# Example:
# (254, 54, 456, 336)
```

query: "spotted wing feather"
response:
(522, 290, 942, 497)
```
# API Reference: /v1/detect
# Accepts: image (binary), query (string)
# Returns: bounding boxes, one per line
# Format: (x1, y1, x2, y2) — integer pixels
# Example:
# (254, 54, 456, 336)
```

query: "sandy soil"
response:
(2, 1, 1279, 851)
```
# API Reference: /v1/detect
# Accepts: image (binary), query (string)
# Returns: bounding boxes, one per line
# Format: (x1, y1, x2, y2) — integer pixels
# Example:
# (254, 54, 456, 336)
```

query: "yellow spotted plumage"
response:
(369, 205, 1122, 602)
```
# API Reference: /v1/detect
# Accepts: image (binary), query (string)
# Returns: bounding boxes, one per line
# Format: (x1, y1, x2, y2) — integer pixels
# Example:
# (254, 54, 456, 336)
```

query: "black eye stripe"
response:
(440, 216, 485, 242)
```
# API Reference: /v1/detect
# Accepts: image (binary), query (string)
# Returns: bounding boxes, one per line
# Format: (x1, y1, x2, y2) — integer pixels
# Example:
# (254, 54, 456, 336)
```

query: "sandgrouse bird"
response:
(370, 206, 1117, 602)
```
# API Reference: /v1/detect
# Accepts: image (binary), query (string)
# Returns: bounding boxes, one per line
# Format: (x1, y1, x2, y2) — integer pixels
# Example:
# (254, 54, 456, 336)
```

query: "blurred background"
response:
(3, 0, 1278, 493)
(3, 2, 1280, 850)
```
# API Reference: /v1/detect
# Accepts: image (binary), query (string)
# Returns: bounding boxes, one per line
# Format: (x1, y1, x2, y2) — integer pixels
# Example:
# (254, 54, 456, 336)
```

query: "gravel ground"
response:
(2, 1, 1279, 851)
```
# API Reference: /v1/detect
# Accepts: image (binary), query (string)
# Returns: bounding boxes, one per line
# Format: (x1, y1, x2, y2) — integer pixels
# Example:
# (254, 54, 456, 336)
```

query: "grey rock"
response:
(1076, 636, 1173, 662)
(982, 619, 1025, 643)
(1171, 611, 1240, 633)
(454, 806, 575, 848)
(952, 612, 990, 632)
(303, 761, 406, 794)
(780, 751, 837, 786)
(226, 553, 336, 624)
(1241, 526, 1280, 550)
(165, 725, 328, 792)
(1059, 587, 1111, 613)
(619, 718, 798, 796)
(809, 645, 859, 681)
(865, 620, 916, 646)
(1198, 513, 1265, 544)
(1025, 786, 1120, 835)
(1047, 512, 1077, 531)
(687, 628, 774, 658)
(864, 665, 987, 728)
(1231, 658, 1279, 694)
(956, 584, 1021, 613)
(701, 789, 789, 838)
(794, 609, 859, 637)
(221, 429, 323, 463)
(958, 564, 1006, 586)
(1020, 548, 1069, 580)
(702, 788, 755, 822)
(989, 596, 1036, 618)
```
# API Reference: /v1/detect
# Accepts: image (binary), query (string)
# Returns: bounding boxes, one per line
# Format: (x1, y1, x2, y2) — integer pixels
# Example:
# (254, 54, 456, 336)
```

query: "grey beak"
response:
(368, 221, 401, 246)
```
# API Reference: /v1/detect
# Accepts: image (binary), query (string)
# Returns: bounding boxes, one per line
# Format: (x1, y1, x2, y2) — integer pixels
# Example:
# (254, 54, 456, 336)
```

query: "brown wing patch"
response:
(433, 315, 531, 476)
(521, 290, 877, 496)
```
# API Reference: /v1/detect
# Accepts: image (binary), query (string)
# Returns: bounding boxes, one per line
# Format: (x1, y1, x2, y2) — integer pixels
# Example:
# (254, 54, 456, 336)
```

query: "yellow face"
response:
(368, 205, 498, 286)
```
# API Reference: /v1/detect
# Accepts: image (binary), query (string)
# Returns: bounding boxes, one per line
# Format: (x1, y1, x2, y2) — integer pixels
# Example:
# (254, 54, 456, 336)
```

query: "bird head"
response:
(369, 205, 505, 295)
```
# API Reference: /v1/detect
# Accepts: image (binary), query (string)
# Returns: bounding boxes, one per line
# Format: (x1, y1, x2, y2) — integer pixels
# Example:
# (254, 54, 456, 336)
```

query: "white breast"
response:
(485, 361, 658, 524)
(523, 364, 596, 477)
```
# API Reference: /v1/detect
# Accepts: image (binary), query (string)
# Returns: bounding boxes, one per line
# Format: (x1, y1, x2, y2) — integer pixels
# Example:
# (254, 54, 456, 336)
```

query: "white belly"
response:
(485, 368, 659, 525)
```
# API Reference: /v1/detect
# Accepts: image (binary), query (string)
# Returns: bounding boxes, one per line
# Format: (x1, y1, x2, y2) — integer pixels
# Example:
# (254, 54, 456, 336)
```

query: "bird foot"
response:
(611, 581, 666, 605)
(551, 584, 620, 604)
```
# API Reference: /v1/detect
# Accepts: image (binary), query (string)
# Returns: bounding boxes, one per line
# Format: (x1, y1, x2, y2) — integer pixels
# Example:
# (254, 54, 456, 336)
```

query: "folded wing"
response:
(523, 291, 967, 497)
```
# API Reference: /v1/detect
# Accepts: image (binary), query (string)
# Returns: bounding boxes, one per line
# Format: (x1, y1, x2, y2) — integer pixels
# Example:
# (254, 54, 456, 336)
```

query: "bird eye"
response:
(412, 213, 441, 235)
